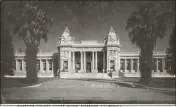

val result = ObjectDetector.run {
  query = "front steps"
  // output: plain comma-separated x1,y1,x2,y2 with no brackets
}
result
60,72,112,79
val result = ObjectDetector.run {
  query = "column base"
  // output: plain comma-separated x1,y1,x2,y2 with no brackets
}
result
92,69,98,73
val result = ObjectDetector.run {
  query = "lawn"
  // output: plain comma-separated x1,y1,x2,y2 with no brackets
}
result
1,77,175,88
1,77,56,88
1,77,175,104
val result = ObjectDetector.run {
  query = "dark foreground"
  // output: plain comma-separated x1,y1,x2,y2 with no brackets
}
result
1,78,175,104
5,99,175,104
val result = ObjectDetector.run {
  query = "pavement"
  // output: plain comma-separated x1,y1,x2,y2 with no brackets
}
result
1,79,175,104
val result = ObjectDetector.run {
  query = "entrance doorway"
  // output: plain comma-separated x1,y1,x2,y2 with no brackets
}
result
86,62,91,73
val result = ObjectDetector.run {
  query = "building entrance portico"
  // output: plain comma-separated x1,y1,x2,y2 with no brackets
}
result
71,51,105,74
57,26,121,78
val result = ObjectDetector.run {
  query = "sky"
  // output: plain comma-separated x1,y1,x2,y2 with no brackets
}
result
5,1,175,53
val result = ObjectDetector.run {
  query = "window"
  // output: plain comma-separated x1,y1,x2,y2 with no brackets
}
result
19,60,22,71
110,60,115,70
37,60,40,70
127,59,130,70
158,59,162,72
49,60,52,70
63,60,68,72
43,60,46,70
120,59,124,70
76,62,80,71
23,60,26,70
133,59,137,71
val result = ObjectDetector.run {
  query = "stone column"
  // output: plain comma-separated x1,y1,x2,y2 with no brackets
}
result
95,52,97,71
137,58,139,72
118,52,120,72
68,51,71,72
130,58,134,73
60,59,63,70
116,51,119,72
162,58,165,72
40,59,43,71
16,59,18,71
92,52,95,71
73,52,75,72
81,52,83,70
156,58,158,72
24,60,26,70
106,51,109,71
103,51,105,73
84,52,86,71
115,51,117,72
46,59,49,71
124,58,126,72
22,59,24,71
51,60,54,76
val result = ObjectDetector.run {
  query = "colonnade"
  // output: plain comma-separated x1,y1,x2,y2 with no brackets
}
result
120,58,166,72
15,59,53,71
72,51,101,72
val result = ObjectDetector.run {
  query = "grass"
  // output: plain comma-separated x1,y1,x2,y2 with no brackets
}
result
1,77,56,88
1,77,175,89
1,78,175,104
120,77,175,88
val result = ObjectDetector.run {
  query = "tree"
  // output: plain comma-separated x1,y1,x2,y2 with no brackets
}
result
1,3,15,77
14,2,52,83
165,27,175,75
125,3,170,85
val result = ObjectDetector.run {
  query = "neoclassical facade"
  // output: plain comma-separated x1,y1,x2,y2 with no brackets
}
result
10,26,174,78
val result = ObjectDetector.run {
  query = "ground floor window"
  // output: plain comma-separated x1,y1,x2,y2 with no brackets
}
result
49,60,52,70
133,60,137,71
110,60,115,71
76,62,80,72
63,60,68,72
37,60,40,71
43,60,46,70
120,59,123,70
127,59,130,70
19,60,22,71
158,59,162,72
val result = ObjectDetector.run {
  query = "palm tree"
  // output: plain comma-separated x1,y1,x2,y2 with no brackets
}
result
165,27,175,75
125,3,169,85
14,2,52,83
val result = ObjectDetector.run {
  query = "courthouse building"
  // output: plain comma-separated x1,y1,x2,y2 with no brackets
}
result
11,26,174,78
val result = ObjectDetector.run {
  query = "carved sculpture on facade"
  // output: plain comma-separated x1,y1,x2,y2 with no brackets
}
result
61,51,70,59
106,26,120,45
57,26,73,46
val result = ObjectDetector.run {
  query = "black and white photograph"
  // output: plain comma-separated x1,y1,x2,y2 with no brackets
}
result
1,0,175,105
